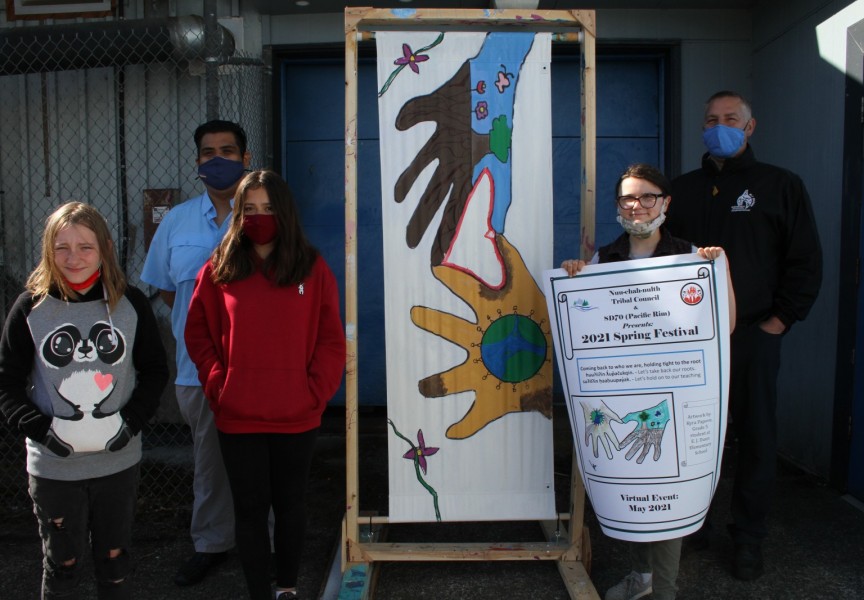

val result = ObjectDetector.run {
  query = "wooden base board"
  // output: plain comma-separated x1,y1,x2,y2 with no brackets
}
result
339,515,599,599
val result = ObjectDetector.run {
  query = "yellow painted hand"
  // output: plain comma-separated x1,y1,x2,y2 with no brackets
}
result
411,234,552,439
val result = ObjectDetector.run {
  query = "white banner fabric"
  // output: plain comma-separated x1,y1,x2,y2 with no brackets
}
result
376,31,556,522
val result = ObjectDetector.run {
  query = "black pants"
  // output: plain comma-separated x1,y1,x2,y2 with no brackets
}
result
29,464,139,600
728,323,783,544
218,429,318,600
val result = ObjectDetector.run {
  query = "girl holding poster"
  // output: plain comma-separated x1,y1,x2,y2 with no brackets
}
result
561,163,735,600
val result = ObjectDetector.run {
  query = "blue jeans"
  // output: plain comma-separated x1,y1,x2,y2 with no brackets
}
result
29,463,139,600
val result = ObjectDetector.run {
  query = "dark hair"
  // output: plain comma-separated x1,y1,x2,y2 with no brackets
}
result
615,163,671,198
194,120,248,157
210,170,318,286
705,90,753,118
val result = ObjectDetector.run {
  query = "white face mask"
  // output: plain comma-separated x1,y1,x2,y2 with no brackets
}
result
616,199,668,238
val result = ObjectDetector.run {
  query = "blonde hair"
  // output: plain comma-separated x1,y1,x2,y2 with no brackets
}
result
27,202,127,310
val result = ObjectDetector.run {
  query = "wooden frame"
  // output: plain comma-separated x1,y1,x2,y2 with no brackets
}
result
4,0,113,20
343,7,597,598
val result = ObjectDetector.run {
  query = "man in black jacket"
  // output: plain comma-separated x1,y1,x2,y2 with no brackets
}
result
666,91,822,582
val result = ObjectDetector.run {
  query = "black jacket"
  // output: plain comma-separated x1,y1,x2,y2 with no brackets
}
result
597,227,693,264
666,146,822,328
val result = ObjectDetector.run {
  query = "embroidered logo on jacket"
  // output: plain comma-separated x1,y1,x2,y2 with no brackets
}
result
731,189,756,212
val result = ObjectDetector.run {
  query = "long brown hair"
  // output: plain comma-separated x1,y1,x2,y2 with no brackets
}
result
210,170,318,286
26,202,127,309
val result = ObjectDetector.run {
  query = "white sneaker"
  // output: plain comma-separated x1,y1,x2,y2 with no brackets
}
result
605,571,653,600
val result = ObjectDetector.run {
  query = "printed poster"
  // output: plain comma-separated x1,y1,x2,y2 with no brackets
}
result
543,254,731,541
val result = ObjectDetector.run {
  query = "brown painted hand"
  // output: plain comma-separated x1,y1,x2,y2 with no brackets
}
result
395,62,491,265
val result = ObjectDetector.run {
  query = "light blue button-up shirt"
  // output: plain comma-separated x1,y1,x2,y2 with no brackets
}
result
141,192,232,385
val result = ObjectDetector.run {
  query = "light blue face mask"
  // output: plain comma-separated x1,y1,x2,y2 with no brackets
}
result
702,123,747,158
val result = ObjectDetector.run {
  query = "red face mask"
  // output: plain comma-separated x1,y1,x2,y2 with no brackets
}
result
65,268,101,291
242,214,278,245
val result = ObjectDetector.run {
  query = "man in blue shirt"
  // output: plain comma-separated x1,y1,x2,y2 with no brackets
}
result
142,120,250,586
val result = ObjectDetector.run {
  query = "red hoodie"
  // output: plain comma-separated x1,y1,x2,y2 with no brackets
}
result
185,255,345,434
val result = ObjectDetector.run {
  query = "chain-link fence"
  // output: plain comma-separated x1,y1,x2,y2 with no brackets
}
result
0,14,269,510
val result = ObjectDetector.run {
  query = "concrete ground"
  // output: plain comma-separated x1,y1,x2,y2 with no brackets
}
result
1,405,862,599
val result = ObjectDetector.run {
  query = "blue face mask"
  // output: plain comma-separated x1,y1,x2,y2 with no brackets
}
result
702,124,747,159
197,156,246,191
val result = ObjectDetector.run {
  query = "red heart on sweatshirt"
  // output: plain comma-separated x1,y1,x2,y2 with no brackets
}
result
94,373,113,391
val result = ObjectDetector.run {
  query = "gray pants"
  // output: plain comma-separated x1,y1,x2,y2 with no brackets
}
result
630,537,682,600
176,385,235,553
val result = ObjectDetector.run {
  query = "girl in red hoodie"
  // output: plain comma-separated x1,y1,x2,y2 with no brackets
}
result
185,170,345,600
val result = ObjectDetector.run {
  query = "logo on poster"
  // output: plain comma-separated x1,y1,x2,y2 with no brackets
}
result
570,297,598,312
680,283,704,305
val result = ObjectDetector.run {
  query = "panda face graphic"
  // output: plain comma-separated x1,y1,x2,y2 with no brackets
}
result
42,322,126,368
38,321,129,454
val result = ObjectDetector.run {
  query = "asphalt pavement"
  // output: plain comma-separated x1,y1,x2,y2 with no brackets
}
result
1,405,862,599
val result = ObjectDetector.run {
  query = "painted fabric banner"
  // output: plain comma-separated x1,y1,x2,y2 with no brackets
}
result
543,254,731,541
376,31,555,522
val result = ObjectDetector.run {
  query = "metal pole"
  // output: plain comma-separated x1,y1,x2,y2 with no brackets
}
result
204,0,220,120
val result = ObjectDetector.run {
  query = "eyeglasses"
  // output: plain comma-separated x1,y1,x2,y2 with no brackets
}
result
616,193,666,209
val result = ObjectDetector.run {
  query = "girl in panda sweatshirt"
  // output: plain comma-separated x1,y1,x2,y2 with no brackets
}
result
0,202,168,599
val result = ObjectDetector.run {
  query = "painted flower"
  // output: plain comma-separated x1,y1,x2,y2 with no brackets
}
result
394,43,430,74
476,80,486,94
402,429,439,475
474,100,489,120
379,33,443,97
495,66,514,93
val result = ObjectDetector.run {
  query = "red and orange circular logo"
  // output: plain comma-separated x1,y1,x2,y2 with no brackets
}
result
680,282,704,305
